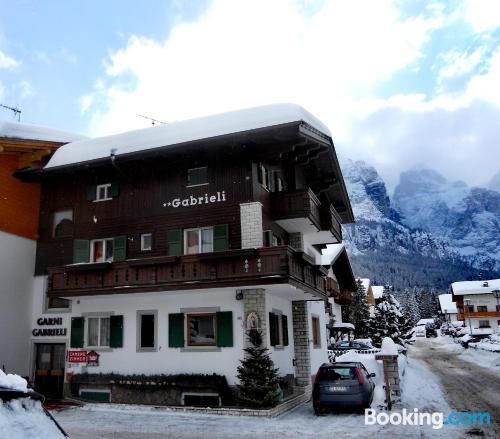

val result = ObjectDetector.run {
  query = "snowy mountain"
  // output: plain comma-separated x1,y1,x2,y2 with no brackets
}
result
339,159,496,289
488,171,500,193
393,169,500,271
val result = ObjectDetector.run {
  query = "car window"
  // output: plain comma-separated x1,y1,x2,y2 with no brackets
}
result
320,367,355,381
339,342,350,347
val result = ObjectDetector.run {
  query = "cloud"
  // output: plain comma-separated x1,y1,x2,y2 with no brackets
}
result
0,50,18,69
15,80,34,99
462,0,500,33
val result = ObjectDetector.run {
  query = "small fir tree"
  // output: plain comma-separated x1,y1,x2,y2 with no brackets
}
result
351,279,371,338
236,330,281,408
368,285,405,346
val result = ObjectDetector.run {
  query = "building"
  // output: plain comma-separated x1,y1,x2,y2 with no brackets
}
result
20,104,355,403
451,279,500,335
0,121,85,376
437,293,458,323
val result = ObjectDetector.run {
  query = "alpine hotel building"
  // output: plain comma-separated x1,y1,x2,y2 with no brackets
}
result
20,104,355,403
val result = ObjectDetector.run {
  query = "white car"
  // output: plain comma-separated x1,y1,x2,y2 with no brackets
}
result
415,326,426,337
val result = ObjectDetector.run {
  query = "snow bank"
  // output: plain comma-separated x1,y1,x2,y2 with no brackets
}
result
381,337,398,356
0,370,28,392
0,398,65,439
46,103,331,169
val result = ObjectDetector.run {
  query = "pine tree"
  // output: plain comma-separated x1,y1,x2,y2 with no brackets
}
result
368,285,405,346
236,330,281,408
351,279,371,338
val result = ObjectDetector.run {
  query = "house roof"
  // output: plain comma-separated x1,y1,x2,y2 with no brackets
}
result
372,285,384,299
438,294,457,314
322,244,357,291
45,104,330,169
451,279,500,296
0,120,86,143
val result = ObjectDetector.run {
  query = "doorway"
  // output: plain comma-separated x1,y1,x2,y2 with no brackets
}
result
34,343,66,399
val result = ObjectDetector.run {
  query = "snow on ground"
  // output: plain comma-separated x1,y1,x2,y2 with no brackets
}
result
0,397,66,439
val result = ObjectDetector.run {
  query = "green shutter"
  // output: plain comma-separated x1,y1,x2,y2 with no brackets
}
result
167,229,183,256
168,313,184,347
216,311,233,347
109,182,120,197
213,224,229,252
282,315,289,346
86,185,97,201
73,240,90,264
113,236,127,261
269,312,277,346
70,317,84,348
110,315,123,348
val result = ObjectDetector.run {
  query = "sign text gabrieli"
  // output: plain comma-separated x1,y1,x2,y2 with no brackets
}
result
163,191,226,208
32,316,67,336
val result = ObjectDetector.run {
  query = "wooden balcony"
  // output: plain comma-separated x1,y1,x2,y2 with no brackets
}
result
47,246,328,298
272,188,342,243
457,311,499,321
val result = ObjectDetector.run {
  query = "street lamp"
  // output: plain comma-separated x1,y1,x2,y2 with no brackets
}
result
465,298,473,336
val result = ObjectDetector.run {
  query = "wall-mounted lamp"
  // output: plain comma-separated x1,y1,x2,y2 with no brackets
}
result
235,290,243,301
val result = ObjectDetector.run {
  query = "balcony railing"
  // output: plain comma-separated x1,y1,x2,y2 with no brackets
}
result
47,246,327,298
457,311,499,321
272,188,342,241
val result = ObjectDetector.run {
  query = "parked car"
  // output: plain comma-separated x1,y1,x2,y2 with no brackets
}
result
329,341,373,351
415,326,426,337
312,362,376,414
425,323,438,338
0,386,68,438
460,334,490,348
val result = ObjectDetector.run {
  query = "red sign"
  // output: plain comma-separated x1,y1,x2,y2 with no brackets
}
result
87,350,100,366
67,350,87,363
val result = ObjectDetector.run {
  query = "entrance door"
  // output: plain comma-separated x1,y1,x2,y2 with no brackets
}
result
34,343,66,399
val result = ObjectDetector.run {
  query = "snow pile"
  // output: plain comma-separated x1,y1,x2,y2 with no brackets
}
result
45,103,331,169
381,337,398,356
0,398,65,439
0,370,28,392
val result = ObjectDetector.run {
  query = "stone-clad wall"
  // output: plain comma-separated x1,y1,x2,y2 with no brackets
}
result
240,202,263,249
292,300,311,388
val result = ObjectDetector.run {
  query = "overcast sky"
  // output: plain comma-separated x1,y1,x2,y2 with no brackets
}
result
0,0,499,192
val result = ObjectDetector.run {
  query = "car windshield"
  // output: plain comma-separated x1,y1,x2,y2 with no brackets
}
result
320,367,356,381
337,342,350,347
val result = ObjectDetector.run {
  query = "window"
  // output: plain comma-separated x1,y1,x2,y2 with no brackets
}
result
137,311,157,351
269,311,288,347
52,210,73,238
47,296,71,310
87,317,110,347
257,163,284,192
141,233,152,251
478,320,491,328
263,230,282,247
90,238,114,263
187,313,216,346
477,306,488,312
184,227,213,254
312,316,321,348
96,183,112,201
187,167,208,186
465,305,474,313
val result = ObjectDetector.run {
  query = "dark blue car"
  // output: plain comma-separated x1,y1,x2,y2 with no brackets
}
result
312,362,376,414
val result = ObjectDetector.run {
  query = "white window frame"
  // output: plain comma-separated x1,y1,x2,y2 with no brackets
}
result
95,183,112,202
183,227,214,255
141,233,152,251
86,316,111,348
90,238,114,263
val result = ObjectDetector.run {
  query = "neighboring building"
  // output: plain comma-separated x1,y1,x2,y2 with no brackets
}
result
21,104,354,402
451,279,500,335
372,285,384,302
357,278,375,317
0,121,85,376
438,294,458,322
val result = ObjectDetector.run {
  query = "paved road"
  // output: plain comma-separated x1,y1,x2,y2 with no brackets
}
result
412,338,500,438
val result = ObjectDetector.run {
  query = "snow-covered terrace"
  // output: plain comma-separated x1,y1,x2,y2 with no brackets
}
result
45,104,331,169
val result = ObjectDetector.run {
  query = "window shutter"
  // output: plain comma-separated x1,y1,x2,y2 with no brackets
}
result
263,230,273,247
166,230,182,256
109,182,120,197
216,311,233,347
269,312,277,346
168,313,184,347
113,236,127,261
110,315,123,348
70,317,84,348
282,314,289,346
213,224,229,252
73,240,90,264
86,185,97,201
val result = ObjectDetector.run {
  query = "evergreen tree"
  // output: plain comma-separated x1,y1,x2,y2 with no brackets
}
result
351,279,371,338
236,330,281,408
368,285,405,346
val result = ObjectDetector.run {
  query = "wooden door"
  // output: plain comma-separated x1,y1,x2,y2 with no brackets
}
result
34,343,65,399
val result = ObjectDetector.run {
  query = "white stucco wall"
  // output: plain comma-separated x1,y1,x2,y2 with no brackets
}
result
0,231,36,376
308,300,329,375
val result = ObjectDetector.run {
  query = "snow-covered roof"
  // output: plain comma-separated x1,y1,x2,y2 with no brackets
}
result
372,285,384,299
45,104,331,169
451,279,500,296
416,318,435,326
321,243,345,265
0,120,86,143
438,294,457,314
